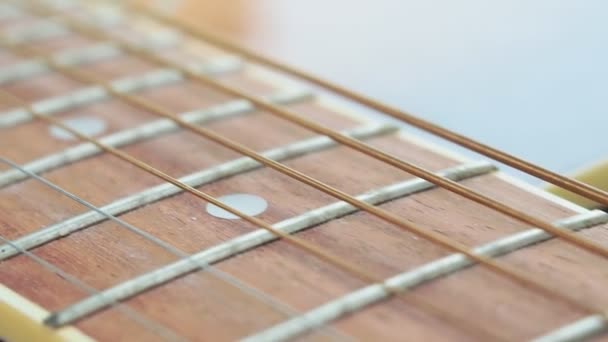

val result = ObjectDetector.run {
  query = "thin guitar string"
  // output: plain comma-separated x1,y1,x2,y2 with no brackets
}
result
125,0,608,209
0,170,185,342
0,237,185,342
27,0,608,263
7,1,606,319
0,90,506,342
5,1,606,337
245,210,608,341
42,163,496,335
0,159,353,342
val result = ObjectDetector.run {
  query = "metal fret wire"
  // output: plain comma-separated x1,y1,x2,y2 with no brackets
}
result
0,91,505,342
2,2,125,45
533,315,607,342
0,56,242,129
2,0,604,340
0,38,181,87
0,88,308,187
18,0,608,311
33,0,608,264
126,0,608,209
45,161,498,336
0,124,390,339
0,158,350,342
0,238,185,342
0,167,185,342
5,20,70,44
0,125,394,260
245,209,608,341
0,4,236,130
5,0,607,330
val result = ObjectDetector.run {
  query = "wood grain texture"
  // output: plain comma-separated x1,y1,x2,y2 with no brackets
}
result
1,3,607,341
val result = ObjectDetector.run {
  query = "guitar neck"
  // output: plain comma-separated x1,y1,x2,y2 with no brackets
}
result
1,1,608,342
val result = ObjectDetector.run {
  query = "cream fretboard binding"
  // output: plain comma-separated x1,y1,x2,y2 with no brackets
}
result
1,0,608,341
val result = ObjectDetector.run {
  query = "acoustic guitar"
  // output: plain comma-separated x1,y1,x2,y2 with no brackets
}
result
1,1,607,341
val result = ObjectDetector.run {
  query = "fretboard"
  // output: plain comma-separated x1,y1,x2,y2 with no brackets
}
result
1,1,608,342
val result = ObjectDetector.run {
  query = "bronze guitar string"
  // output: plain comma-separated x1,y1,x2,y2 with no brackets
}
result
6,0,607,319
4,0,608,336
25,1,608,262
126,0,608,209
0,90,506,342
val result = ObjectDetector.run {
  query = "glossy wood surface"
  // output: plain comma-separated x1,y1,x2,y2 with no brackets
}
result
1,3,608,341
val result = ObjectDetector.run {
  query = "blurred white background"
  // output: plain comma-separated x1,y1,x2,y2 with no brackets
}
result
172,0,608,183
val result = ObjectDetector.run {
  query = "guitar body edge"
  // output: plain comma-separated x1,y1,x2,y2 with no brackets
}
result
0,285,93,342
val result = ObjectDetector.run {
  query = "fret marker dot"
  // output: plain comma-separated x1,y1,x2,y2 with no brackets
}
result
49,117,107,141
206,193,268,220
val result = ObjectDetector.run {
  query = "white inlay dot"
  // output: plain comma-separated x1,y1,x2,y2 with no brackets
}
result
206,193,268,220
49,117,107,141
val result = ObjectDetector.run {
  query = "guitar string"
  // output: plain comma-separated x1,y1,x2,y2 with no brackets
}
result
41,162,497,336
0,158,352,342
0,57,243,130
6,0,606,319
0,237,185,342
0,39,180,87
0,125,396,261
25,0,608,263
0,169,186,342
0,88,311,188
0,90,506,342
2,0,604,336
126,0,608,209
245,209,608,341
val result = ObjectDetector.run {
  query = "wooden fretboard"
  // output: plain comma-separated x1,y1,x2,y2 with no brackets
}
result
1,1,608,341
